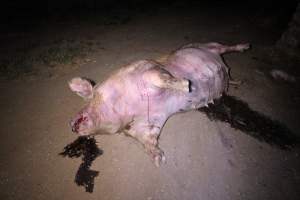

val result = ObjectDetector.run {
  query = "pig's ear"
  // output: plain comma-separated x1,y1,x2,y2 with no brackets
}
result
68,77,94,100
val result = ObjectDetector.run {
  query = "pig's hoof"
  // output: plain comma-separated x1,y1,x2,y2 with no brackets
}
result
149,148,166,167
154,153,166,167
237,43,250,52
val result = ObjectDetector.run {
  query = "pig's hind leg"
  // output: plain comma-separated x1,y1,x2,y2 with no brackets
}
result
204,43,250,85
183,42,250,55
123,117,166,167
144,66,190,92
204,42,250,54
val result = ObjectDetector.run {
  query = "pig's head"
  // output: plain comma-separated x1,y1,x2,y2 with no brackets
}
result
69,77,100,136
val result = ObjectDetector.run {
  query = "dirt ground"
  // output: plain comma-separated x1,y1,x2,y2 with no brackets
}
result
0,3,300,200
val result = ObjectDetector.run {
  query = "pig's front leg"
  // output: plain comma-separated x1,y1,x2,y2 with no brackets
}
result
124,117,166,167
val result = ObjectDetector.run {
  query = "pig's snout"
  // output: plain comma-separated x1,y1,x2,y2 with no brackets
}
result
71,122,77,133
70,119,78,133
70,116,87,133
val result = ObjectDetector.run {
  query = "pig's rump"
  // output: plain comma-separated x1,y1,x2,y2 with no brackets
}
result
165,47,229,109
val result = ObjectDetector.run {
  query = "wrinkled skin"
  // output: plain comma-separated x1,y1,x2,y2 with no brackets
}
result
69,42,250,166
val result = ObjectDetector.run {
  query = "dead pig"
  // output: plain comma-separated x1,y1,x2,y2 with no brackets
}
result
68,42,250,166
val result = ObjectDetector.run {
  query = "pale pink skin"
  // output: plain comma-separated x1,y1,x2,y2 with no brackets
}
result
69,42,250,166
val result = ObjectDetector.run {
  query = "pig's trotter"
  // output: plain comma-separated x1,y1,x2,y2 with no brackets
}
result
235,43,250,52
146,143,166,167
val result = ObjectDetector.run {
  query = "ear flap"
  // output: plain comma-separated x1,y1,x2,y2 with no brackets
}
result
68,77,94,100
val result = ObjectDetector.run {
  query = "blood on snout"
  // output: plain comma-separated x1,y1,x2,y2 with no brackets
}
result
71,116,88,133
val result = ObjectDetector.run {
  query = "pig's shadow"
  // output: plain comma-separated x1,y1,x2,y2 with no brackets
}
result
59,136,103,193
